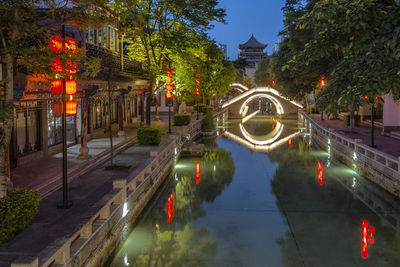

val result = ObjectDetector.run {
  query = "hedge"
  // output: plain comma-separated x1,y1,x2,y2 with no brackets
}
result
0,188,40,245
344,114,360,126
173,114,191,126
137,126,162,145
193,104,207,113
202,106,214,132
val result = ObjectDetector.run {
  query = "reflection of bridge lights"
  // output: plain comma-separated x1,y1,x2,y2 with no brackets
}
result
175,173,178,181
239,122,284,145
353,151,358,170
123,202,128,218
361,220,375,259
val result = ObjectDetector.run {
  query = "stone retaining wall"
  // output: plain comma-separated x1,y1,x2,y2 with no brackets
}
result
299,110,400,197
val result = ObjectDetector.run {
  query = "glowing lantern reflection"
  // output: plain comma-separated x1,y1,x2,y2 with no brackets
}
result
66,100,77,116
65,61,77,75
317,161,323,186
64,39,77,54
50,35,63,53
166,192,175,223
52,101,63,117
361,220,375,259
51,57,63,73
65,79,77,95
51,79,63,95
196,161,200,184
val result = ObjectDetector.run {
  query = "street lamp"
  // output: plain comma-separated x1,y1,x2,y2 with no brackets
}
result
319,74,326,120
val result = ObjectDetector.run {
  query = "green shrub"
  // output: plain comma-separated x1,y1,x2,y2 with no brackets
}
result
344,114,360,126
0,188,39,245
193,104,207,113
202,106,214,132
137,126,161,145
173,114,191,126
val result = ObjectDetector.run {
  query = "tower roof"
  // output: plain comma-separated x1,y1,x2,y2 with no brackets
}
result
239,35,267,49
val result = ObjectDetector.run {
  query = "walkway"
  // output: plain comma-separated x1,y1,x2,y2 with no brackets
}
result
309,114,400,158
0,118,178,266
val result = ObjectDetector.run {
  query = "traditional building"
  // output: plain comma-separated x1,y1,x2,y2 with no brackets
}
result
8,22,149,169
238,35,267,86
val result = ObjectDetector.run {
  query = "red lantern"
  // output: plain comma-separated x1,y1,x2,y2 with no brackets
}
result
195,73,200,78
51,57,63,73
272,80,276,88
66,100,77,116
166,84,174,91
166,68,174,75
50,35,63,53
364,94,369,100
166,91,173,99
51,79,63,95
288,139,292,147
64,39,77,54
167,76,173,83
196,89,200,96
196,79,201,85
65,61,77,75
65,79,77,95
52,101,63,117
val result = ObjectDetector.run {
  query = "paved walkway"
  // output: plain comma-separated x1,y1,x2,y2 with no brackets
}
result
0,117,179,266
309,114,400,158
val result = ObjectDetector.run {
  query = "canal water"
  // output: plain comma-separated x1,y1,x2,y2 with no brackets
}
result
107,117,400,267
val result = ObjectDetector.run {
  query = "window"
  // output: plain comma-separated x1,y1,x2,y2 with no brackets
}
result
110,27,114,51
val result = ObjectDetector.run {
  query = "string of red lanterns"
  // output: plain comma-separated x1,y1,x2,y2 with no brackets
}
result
361,220,375,259
49,35,78,116
317,161,323,186
166,67,174,99
195,73,200,96
196,161,201,184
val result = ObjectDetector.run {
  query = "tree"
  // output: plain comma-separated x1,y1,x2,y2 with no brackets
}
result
115,0,226,126
0,0,112,197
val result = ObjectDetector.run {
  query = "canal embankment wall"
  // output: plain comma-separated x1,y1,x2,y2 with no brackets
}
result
299,110,400,198
10,110,227,267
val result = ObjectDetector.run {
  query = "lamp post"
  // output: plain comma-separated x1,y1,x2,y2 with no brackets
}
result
319,75,326,121
51,26,77,209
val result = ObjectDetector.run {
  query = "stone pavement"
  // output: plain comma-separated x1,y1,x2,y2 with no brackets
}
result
0,118,178,266
309,114,400,157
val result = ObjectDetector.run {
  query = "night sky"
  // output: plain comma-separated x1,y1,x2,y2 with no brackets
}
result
208,0,286,60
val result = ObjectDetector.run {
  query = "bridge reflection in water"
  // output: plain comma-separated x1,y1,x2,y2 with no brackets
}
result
220,116,300,153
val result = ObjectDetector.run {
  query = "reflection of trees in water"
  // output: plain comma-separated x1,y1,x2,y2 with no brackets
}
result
270,140,400,266
128,224,216,267
111,147,235,266
175,148,235,222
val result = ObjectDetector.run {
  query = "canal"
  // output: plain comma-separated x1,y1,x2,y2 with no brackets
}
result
107,117,400,267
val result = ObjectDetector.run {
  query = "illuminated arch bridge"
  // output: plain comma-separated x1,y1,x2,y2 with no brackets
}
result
222,84,303,119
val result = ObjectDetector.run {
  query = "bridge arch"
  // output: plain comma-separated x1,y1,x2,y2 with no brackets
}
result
240,94,284,116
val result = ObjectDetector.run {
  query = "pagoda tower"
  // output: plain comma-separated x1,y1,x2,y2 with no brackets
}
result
238,35,267,85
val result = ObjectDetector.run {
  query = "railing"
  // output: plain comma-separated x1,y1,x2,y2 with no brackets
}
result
85,43,143,75
299,110,400,173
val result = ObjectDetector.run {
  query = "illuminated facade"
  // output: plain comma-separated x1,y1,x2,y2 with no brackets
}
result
238,35,267,85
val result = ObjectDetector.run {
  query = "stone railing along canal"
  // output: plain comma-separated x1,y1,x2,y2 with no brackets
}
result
299,110,400,197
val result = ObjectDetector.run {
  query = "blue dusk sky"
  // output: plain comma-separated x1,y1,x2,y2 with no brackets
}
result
208,0,287,60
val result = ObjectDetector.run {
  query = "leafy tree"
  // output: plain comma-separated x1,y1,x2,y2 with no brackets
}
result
0,0,111,197
115,0,226,126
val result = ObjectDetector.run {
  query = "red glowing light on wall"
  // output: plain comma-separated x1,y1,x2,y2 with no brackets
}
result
317,161,323,186
66,100,77,116
51,57,63,73
166,192,175,223
288,139,292,147
52,101,63,117
50,79,63,95
361,220,375,259
196,161,201,184
50,35,63,53
64,39,77,54
65,79,77,95
65,61,77,75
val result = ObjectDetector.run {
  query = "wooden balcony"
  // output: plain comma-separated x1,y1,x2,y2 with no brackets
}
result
85,43,143,75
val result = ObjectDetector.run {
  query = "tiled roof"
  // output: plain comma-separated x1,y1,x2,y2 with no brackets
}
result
239,35,267,49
